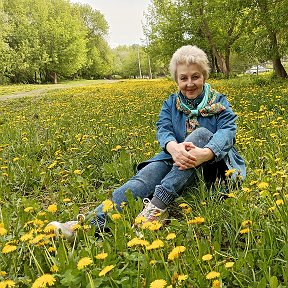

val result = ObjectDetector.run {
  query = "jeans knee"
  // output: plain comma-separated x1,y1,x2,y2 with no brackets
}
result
185,127,213,148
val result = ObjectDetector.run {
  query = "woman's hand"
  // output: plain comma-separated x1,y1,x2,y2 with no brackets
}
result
166,141,197,170
187,147,214,167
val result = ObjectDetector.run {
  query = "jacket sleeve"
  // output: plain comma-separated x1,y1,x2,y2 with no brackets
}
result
156,96,178,152
204,95,237,161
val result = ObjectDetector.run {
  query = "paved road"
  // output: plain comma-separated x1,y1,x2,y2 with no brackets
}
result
0,80,119,101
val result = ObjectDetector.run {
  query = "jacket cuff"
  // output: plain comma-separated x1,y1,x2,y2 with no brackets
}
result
161,138,177,153
204,143,221,161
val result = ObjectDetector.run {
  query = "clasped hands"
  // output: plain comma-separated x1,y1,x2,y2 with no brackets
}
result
166,141,214,171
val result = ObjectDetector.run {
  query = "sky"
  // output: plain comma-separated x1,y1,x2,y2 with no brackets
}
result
70,0,151,48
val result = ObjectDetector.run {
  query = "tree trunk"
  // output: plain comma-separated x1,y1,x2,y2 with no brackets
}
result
257,0,287,78
272,57,287,78
50,72,58,84
199,8,230,77
210,51,216,73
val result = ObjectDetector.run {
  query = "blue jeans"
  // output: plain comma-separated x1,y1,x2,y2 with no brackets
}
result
90,127,227,229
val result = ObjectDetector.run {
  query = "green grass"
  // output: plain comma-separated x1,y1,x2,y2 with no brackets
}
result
0,79,118,96
0,77,287,287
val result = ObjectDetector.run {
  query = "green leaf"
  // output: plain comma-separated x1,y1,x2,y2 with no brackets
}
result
60,269,82,287
269,276,278,288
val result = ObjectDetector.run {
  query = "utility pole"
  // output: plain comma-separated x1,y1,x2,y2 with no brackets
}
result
148,54,152,79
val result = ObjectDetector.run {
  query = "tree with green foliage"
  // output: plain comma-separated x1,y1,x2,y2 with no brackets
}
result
37,0,88,83
251,0,287,78
75,4,112,79
1,0,112,84
144,0,287,78
144,0,252,77
0,1,11,83
111,45,153,79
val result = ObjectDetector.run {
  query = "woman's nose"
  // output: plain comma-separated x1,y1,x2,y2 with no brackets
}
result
187,79,194,86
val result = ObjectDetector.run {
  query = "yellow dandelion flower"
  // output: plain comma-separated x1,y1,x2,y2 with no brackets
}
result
179,203,188,208
99,265,115,277
167,246,186,261
212,279,221,288
146,239,164,250
47,161,57,169
111,214,121,220
127,237,149,248
48,247,56,253
24,207,34,213
111,145,122,152
240,228,250,234
241,220,252,227
134,215,146,224
150,279,167,288
47,204,57,213
178,274,188,282
142,221,162,231
102,200,114,213
183,207,192,213
44,224,56,234
268,206,276,212
20,232,34,242
242,187,251,193
73,169,82,175
31,274,56,288
276,199,284,206
257,182,269,189
149,260,156,265
202,254,213,261
225,169,236,177
166,233,176,240
13,157,20,162
33,219,45,227
0,280,16,287
29,234,45,245
206,271,220,280
0,271,7,276
77,257,93,270
120,202,127,208
72,223,81,231
2,244,17,254
227,193,236,198
95,252,108,260
50,264,59,273
225,262,235,268
187,216,205,225
0,225,7,236
63,198,71,203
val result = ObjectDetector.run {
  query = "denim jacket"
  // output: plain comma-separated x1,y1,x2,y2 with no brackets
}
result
137,90,246,180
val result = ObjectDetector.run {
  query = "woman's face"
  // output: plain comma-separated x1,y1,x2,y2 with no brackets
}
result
176,63,205,99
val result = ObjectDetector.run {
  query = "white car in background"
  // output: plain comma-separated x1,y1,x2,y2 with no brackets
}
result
245,65,270,74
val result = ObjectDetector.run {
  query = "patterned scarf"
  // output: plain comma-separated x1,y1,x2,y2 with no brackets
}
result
176,83,226,134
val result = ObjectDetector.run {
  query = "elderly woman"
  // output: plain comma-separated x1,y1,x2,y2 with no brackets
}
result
48,45,246,241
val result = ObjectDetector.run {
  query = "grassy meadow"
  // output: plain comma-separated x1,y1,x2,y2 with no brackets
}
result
0,77,287,287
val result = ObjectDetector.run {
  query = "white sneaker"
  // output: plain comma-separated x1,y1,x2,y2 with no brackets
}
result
135,198,169,225
45,214,85,243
